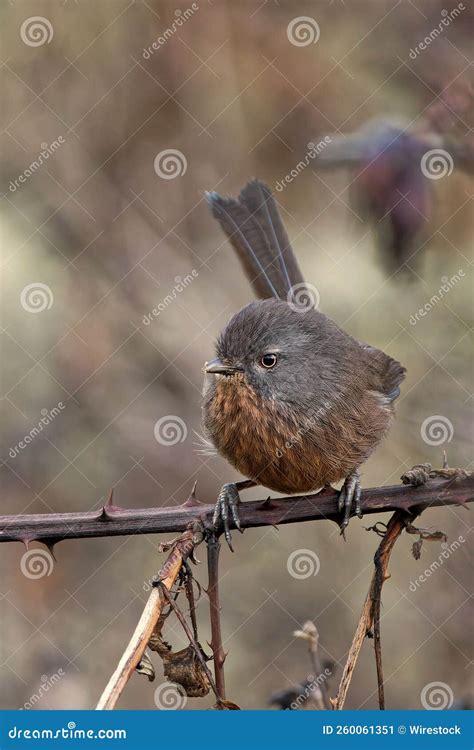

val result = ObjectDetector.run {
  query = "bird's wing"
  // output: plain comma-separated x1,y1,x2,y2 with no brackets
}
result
361,344,406,402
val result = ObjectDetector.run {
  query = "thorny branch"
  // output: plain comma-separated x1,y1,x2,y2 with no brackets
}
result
1,472,472,547
2,465,471,710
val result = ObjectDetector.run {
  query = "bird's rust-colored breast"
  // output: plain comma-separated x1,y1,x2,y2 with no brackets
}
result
205,375,329,494
204,373,395,495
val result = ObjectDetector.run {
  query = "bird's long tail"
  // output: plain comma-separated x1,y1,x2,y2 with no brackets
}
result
205,180,306,300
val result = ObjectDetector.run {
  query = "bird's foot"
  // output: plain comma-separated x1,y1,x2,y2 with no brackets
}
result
338,469,362,535
212,482,244,551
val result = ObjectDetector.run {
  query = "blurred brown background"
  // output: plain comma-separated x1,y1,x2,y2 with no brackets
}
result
0,0,472,710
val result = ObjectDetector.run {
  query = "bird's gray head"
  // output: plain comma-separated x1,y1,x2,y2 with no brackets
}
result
204,299,341,405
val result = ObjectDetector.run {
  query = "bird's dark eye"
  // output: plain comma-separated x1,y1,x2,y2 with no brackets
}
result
260,353,278,369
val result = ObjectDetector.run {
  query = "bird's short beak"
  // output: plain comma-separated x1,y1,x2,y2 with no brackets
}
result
204,358,241,375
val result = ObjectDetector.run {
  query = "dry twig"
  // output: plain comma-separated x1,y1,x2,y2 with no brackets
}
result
206,532,227,702
96,523,204,710
333,510,414,710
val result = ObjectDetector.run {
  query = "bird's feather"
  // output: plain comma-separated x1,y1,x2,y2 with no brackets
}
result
206,180,306,301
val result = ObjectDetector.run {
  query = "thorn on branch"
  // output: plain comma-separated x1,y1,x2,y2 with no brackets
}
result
181,481,201,508
37,538,62,560
98,488,124,521
259,496,276,510
1,468,472,546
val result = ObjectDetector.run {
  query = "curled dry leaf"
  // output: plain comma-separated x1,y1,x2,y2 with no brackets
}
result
162,644,211,697
149,632,210,698
148,633,171,655
422,530,448,543
406,524,448,543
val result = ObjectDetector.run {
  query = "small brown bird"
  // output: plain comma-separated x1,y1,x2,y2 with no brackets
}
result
203,180,405,548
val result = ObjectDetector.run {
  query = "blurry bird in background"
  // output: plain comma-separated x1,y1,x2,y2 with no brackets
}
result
318,83,474,276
